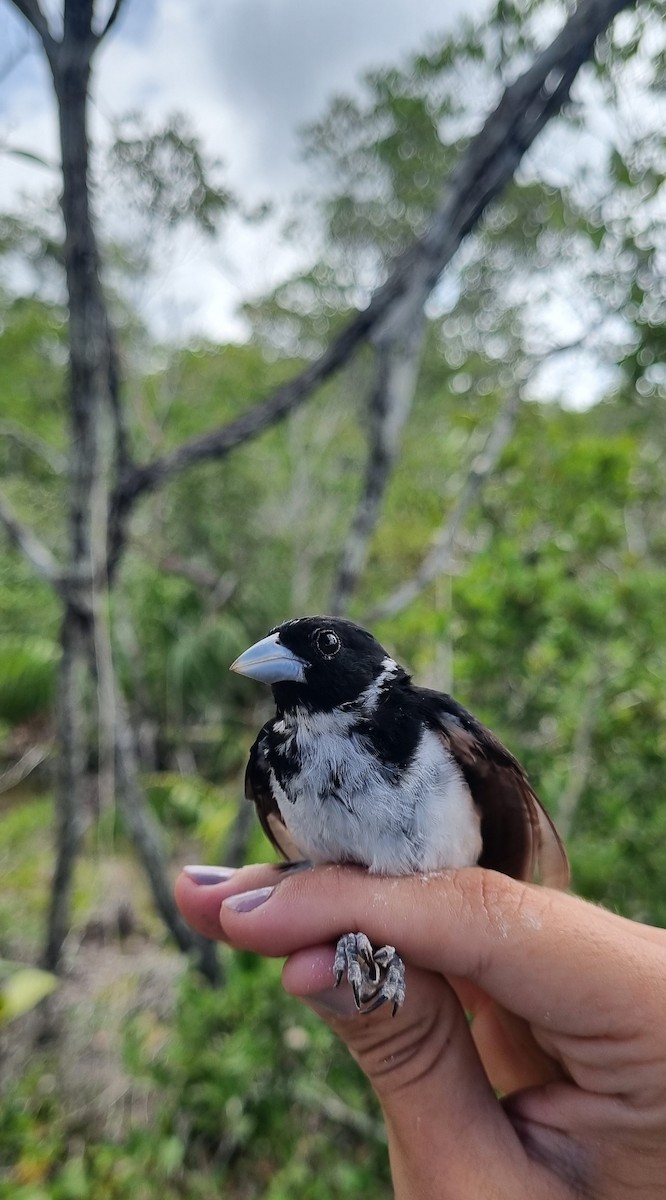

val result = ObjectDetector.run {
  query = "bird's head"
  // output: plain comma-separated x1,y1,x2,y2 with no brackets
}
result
230,616,407,712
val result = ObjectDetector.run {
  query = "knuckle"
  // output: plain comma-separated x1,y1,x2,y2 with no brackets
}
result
449,868,548,980
453,867,525,931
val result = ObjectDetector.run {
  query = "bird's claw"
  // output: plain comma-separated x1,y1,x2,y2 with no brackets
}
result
333,932,406,1015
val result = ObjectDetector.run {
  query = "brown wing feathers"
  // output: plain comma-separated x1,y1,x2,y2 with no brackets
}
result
245,730,304,862
436,711,569,889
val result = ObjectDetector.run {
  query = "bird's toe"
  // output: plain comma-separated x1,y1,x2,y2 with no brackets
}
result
333,931,405,1014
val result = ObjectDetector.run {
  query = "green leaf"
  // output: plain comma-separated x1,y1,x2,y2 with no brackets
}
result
0,962,57,1025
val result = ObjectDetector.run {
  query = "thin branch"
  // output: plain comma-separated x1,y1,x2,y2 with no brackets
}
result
113,690,220,983
112,0,637,535
159,554,225,593
0,489,60,586
106,323,133,477
111,310,383,524
0,743,52,795
556,670,602,841
95,0,126,41
8,0,55,50
368,390,522,621
0,421,67,474
159,555,238,613
366,325,605,621
330,308,425,614
220,799,256,870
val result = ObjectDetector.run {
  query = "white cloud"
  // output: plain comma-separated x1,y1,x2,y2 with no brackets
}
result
0,0,484,338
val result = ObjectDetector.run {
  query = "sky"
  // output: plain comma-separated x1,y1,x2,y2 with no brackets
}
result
0,0,484,340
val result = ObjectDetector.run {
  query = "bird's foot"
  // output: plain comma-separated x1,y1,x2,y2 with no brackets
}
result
333,931,406,1015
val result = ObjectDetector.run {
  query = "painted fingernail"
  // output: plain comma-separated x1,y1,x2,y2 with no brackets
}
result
223,886,274,912
308,986,358,1019
183,865,237,885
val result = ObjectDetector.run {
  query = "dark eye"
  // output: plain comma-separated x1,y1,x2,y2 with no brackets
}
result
314,629,341,658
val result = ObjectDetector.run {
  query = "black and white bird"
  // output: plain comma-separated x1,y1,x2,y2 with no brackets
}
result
230,616,569,1013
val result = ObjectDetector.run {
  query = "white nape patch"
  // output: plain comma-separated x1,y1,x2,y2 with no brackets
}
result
358,656,401,713
269,711,482,875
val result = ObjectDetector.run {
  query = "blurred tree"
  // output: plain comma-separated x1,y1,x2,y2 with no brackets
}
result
0,3,664,1194
0,0,652,977
255,0,664,610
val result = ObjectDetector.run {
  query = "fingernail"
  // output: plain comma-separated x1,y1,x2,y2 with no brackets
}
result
222,885,275,912
183,865,237,885
308,986,358,1019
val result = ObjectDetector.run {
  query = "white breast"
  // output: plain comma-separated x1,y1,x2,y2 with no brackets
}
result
269,710,482,875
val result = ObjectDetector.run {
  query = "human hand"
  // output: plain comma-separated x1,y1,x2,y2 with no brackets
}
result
175,864,666,1199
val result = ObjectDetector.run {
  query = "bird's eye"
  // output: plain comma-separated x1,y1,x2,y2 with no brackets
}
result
314,629,341,658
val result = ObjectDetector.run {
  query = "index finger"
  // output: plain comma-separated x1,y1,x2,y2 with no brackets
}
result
217,865,666,1039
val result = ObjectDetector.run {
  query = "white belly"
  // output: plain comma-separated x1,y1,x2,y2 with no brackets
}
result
269,712,482,875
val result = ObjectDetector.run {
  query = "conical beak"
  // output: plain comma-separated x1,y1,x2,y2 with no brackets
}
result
230,632,307,685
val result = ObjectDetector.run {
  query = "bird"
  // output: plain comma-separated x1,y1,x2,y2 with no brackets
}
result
230,615,569,1014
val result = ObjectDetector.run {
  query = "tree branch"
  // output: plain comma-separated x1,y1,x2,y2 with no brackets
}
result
556,668,602,840
63,0,95,47
9,0,55,51
0,489,61,586
0,421,67,474
158,555,237,611
0,743,52,795
95,0,127,42
367,389,523,621
112,0,637,536
113,691,220,983
330,308,426,614
366,325,598,621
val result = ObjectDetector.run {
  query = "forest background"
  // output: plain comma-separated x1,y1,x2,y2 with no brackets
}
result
0,0,664,1197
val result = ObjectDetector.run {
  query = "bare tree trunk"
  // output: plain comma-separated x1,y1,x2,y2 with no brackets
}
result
42,25,112,970
38,6,207,973
330,306,425,614
114,693,219,982
42,605,91,969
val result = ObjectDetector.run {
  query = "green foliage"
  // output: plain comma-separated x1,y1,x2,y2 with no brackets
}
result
109,113,235,238
367,394,666,921
125,958,388,1197
0,797,54,955
143,773,239,855
0,638,59,724
1,4,665,1195
0,960,389,1200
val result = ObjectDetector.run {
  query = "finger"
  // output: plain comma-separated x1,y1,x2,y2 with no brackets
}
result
217,865,666,1039
282,947,547,1199
445,977,565,1093
474,998,567,1092
285,942,562,1094
174,862,287,942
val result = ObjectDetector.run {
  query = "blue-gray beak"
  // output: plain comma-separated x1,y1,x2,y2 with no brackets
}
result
230,632,307,685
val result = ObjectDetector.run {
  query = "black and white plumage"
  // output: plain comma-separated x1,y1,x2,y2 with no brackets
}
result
230,616,569,1013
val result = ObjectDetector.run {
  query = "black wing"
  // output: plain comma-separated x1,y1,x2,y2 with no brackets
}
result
416,689,569,889
244,724,305,862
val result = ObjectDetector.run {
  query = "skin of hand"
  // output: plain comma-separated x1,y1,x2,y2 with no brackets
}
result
175,864,666,1200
